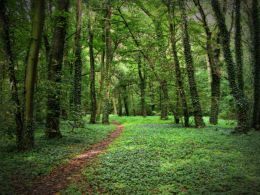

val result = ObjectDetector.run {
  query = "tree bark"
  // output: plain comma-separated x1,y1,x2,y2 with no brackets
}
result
0,0,24,149
24,0,45,149
193,0,221,125
102,0,112,124
96,16,105,121
118,92,123,116
137,55,146,117
88,10,97,124
235,0,244,93
123,85,129,116
45,0,69,138
211,0,250,132
179,0,205,127
252,0,260,130
167,0,189,126
73,0,83,117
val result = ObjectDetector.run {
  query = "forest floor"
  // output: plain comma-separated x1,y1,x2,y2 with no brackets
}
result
0,117,117,194
1,116,260,194
63,116,260,194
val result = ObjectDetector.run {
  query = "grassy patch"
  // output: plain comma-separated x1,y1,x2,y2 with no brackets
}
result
67,116,260,194
0,118,115,194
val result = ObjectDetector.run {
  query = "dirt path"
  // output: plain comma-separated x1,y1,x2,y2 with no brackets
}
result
19,121,124,195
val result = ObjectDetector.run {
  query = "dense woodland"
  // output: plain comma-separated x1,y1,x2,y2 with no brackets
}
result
0,0,260,194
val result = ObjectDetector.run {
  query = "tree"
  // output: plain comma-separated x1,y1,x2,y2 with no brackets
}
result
234,0,244,93
23,0,45,149
45,0,69,138
102,0,112,124
0,0,24,149
88,5,97,124
179,0,205,127
193,0,221,125
211,0,250,132
166,0,189,127
251,0,260,130
137,55,147,117
73,0,83,118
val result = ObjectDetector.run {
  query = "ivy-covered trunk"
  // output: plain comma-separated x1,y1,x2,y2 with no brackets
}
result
167,0,189,126
88,9,96,124
0,0,24,149
45,0,69,138
179,0,205,127
252,0,260,130
138,56,147,117
211,0,250,132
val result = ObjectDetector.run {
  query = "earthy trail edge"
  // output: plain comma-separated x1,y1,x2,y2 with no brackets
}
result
17,121,124,195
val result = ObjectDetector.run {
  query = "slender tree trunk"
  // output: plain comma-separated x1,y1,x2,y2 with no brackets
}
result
73,0,82,117
138,55,146,117
112,96,117,115
252,0,260,130
88,12,97,124
211,0,250,132
45,0,69,138
179,0,205,127
167,0,189,126
193,0,221,125
160,80,169,120
123,85,129,116
96,16,105,121
0,0,24,149
235,0,244,93
23,0,45,149
118,92,123,116
102,0,112,124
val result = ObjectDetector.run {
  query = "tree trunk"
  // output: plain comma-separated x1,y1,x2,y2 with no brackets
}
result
24,0,45,149
112,96,117,115
118,92,123,116
123,85,129,116
73,0,82,117
138,55,146,117
167,0,189,126
45,0,69,138
235,0,244,93
193,0,221,125
252,0,260,130
102,0,112,124
179,0,205,127
96,23,105,121
160,80,169,120
0,0,24,149
211,0,250,132
88,12,97,124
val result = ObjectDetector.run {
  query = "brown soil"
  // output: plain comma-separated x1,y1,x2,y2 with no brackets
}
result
15,121,124,195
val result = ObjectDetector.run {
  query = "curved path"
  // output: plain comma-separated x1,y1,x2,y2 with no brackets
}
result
19,121,124,195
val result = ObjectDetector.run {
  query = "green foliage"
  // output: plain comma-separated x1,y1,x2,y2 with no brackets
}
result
0,118,115,194
66,116,260,194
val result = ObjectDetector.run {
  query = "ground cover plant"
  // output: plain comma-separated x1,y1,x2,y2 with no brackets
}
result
64,116,260,194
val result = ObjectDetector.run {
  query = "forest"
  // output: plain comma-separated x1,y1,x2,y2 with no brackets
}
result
0,0,260,194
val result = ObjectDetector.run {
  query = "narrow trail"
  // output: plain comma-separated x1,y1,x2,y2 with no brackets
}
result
18,121,124,195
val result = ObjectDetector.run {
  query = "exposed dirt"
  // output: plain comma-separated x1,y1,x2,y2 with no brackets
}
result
15,121,124,195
